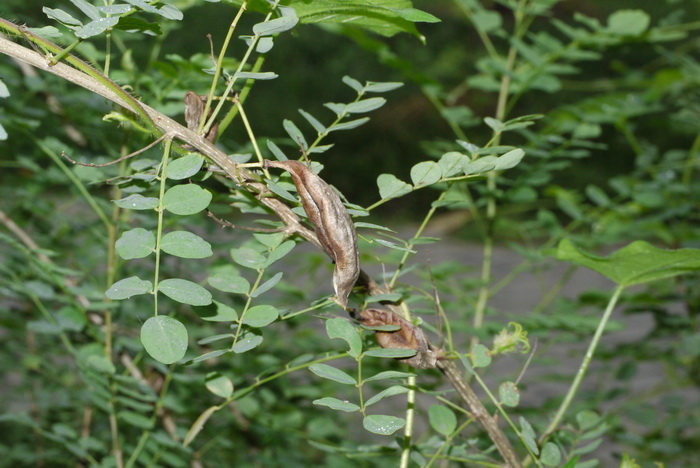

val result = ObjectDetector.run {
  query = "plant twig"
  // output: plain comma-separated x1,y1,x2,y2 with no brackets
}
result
61,134,168,167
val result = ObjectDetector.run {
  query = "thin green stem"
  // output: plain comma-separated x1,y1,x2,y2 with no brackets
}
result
425,419,474,468
153,138,173,315
217,54,266,137
231,269,265,350
281,298,334,320
235,97,271,179
539,285,625,443
199,0,248,134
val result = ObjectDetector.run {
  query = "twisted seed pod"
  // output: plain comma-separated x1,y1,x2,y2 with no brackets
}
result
358,308,438,369
264,160,360,307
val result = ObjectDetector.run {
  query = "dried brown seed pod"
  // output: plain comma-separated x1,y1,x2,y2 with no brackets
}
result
358,308,438,369
264,160,360,307
184,91,218,143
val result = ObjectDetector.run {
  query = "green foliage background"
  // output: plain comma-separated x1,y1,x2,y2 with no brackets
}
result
1,0,699,467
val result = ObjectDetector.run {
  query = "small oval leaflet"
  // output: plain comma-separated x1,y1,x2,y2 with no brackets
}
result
308,363,357,385
362,414,405,436
377,173,412,200
140,316,188,365
429,404,457,436
165,154,203,180
160,231,212,259
241,305,279,328
163,184,212,215
205,372,233,398
313,397,360,413
115,228,155,259
105,276,152,300
113,194,159,210
410,161,443,187
158,278,212,306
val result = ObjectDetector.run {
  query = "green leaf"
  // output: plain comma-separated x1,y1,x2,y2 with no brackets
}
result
115,228,155,259
69,0,100,21
519,416,539,455
364,81,404,93
283,119,307,149
493,148,525,170
235,71,278,80
377,173,412,200
43,8,82,27
342,75,363,93
253,16,299,36
362,414,405,435
267,140,288,160
298,109,327,134
345,97,386,114
205,372,233,398
74,17,120,39
393,8,440,23
328,117,370,132
231,246,266,270
308,363,357,385
364,370,413,382
165,154,203,180
140,316,188,364
113,194,159,210
207,273,250,294
607,9,650,36
250,272,283,298
410,161,442,187
201,301,238,322
463,158,496,175
231,332,263,353
313,397,360,412
119,410,154,430
438,152,469,177
264,240,296,267
429,404,457,436
576,410,602,431
326,318,362,358
557,239,700,287
241,305,279,328
163,184,212,215
540,442,562,467
499,381,520,407
106,276,152,300
160,231,212,259
159,278,212,306
484,117,504,132
471,343,492,368
365,385,409,406
364,348,417,358
183,406,219,447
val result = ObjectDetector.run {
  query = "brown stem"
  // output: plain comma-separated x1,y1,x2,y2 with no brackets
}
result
438,360,522,468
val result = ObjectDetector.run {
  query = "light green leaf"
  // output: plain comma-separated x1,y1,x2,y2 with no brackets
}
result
74,17,120,38
235,71,278,80
160,231,212,259
494,148,525,170
165,154,203,180
140,316,188,364
372,238,417,253
119,410,154,429
43,8,82,27
159,278,212,306
342,75,363,93
328,117,370,132
264,240,296,267
438,152,469,177
326,318,362,358
207,273,250,294
231,332,263,353
253,15,299,36
250,272,283,298
364,81,404,93
115,228,155,259
364,348,417,359
362,414,405,435
113,194,159,210
298,109,327,134
499,381,520,407
471,343,492,368
267,140,288,161
69,0,100,20
364,371,413,382
232,246,267,270
183,405,219,447
377,173,412,200
557,239,700,287
392,8,440,23
484,117,504,132
345,97,386,114
105,276,152,300
313,397,360,412
540,442,562,467
607,9,650,36
429,404,457,436
520,416,539,455
163,184,212,215
308,363,357,385
241,305,279,328
365,385,409,406
205,372,233,398
410,161,442,187
463,157,496,175
283,119,307,149
201,301,238,322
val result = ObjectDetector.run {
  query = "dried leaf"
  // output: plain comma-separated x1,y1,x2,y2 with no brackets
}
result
358,308,438,369
184,91,218,143
264,160,360,307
